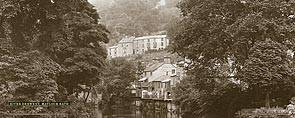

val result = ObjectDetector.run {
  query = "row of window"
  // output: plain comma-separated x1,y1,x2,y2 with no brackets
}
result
138,41,165,49
109,38,168,57
147,38,165,42
166,69,176,75
144,69,176,76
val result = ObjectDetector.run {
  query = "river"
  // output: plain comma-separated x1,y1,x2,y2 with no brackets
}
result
95,107,181,118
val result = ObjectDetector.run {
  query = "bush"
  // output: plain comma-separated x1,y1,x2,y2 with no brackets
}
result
236,108,294,118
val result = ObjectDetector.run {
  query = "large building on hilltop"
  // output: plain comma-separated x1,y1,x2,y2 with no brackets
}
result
108,35,169,58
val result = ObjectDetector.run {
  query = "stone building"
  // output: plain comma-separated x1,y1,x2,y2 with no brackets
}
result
133,35,169,54
137,57,183,100
108,35,169,58
116,36,135,57
108,46,118,58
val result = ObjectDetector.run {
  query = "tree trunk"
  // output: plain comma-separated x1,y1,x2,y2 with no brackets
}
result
265,92,270,108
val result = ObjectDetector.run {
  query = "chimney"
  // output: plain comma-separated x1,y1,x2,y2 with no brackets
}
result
163,57,171,64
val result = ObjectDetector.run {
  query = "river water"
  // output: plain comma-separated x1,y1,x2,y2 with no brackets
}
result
96,108,181,118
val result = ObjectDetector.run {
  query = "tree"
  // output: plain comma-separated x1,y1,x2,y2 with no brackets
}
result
96,0,180,45
169,0,295,117
240,39,295,107
99,58,137,111
0,0,109,115
0,51,61,113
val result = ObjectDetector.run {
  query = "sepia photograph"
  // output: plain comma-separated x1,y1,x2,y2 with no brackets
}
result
0,0,294,118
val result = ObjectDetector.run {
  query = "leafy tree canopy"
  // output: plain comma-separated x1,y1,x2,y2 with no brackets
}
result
95,0,180,45
169,0,295,117
98,58,137,110
0,0,109,113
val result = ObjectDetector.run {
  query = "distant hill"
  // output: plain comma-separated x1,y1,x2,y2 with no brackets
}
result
92,0,181,46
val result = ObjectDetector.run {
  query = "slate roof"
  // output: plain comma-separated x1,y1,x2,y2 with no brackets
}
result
139,77,148,82
144,62,164,72
134,35,166,40
109,45,118,49
162,79,171,83
119,37,135,43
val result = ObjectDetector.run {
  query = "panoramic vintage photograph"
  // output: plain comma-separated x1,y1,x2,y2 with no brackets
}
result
0,0,294,118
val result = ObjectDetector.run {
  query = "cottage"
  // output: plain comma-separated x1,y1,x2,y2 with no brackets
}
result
138,57,182,100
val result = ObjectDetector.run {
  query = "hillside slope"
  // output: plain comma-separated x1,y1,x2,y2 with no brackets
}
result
120,49,183,68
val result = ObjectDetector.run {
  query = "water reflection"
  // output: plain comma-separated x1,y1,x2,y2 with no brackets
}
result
98,108,181,118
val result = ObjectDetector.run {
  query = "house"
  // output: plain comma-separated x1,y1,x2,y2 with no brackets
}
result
150,75,180,99
107,35,169,58
137,57,183,100
116,36,135,57
108,36,135,58
108,46,118,58
144,57,177,82
133,35,169,54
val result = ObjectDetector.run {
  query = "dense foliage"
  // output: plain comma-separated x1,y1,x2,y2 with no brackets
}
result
169,0,295,117
0,0,109,115
95,0,180,45
98,58,137,111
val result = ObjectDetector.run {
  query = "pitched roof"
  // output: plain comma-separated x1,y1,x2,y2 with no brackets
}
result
134,35,166,40
144,62,164,72
139,77,148,82
109,46,118,49
162,79,171,83
119,37,135,43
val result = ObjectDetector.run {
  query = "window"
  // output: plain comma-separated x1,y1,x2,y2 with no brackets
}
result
172,69,176,74
166,71,168,75
161,38,164,41
161,42,164,46
153,42,157,48
148,39,150,42
151,72,153,76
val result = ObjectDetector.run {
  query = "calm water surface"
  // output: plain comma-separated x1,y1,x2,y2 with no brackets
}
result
96,108,181,118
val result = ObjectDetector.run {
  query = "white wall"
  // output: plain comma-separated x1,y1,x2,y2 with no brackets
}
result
108,35,169,58
148,64,177,82
108,47,118,58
